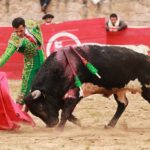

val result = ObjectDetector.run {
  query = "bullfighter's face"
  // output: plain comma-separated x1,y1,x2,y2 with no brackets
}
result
24,91,59,127
14,25,25,38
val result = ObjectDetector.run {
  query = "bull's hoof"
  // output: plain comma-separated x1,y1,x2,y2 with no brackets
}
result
104,124,114,129
68,115,82,127
73,120,82,127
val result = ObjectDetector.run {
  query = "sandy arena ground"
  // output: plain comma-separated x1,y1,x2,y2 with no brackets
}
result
0,80,150,150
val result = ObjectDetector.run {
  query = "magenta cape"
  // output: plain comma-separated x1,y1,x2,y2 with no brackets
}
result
0,72,35,130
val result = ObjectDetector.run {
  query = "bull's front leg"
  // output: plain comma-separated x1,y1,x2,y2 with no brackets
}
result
58,98,79,130
105,92,128,129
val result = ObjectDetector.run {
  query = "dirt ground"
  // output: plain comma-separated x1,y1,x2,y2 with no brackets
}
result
0,80,150,150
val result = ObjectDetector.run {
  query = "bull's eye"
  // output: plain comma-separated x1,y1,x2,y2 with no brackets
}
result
39,104,44,111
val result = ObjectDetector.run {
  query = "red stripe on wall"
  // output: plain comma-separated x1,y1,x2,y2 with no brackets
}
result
0,18,150,79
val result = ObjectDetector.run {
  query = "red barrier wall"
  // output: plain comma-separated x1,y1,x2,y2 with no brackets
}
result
41,18,106,56
107,27,150,46
0,18,150,79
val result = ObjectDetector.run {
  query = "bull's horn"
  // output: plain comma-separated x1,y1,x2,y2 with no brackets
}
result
31,90,41,99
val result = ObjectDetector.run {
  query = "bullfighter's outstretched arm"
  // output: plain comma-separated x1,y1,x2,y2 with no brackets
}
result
0,43,17,67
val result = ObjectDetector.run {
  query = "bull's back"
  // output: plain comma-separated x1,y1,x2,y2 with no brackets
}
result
81,45,149,88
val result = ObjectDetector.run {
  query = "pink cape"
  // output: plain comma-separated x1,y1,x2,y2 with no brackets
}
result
0,72,35,130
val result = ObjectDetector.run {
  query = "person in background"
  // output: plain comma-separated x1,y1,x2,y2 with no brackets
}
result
42,13,54,25
40,0,51,14
0,17,45,105
106,13,127,32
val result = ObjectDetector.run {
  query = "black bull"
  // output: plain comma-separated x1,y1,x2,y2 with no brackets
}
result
24,45,150,129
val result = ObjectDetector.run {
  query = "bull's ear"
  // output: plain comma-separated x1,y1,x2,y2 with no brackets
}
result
31,90,41,99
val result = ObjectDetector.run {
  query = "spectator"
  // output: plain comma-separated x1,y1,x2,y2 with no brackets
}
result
106,13,127,32
40,0,51,14
0,17,45,105
42,13,54,25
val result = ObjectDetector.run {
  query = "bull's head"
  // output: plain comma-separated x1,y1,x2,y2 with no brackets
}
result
24,90,60,127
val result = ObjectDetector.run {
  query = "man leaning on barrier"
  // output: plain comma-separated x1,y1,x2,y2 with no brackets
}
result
106,13,127,32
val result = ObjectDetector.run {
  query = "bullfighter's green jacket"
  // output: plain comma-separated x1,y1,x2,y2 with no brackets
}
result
0,20,45,104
